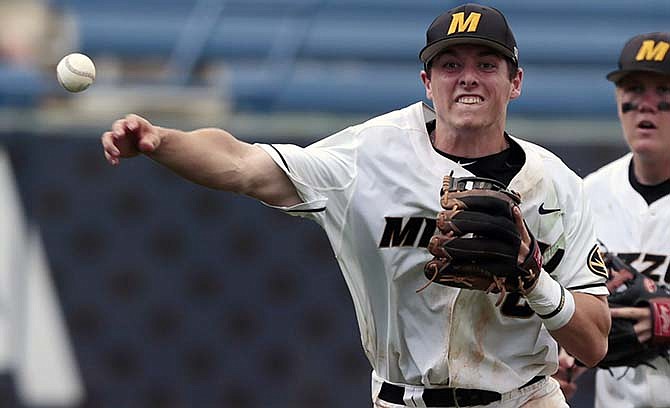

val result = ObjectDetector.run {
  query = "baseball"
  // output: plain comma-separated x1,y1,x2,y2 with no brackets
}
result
56,53,96,92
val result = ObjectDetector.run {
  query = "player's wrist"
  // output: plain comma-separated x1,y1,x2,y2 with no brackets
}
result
524,271,575,331
155,126,169,143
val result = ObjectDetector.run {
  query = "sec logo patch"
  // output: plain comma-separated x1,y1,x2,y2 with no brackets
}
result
588,245,609,278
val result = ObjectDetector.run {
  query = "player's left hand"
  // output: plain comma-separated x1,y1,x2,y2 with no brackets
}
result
610,306,652,343
422,176,542,303
553,348,587,401
606,264,656,344
597,255,670,369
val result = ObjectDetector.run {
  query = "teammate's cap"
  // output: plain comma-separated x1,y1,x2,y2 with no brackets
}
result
607,32,670,83
419,3,518,67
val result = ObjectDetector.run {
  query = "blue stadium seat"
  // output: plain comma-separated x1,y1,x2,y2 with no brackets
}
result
225,62,618,116
66,1,669,64
43,0,670,115
511,65,617,116
76,13,185,57
0,65,46,107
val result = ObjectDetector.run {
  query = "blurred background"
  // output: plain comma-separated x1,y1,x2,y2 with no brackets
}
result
1,0,668,407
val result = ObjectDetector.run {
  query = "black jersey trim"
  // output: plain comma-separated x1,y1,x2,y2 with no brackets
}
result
628,159,670,205
426,125,524,187
286,207,326,213
269,144,291,173
566,283,607,291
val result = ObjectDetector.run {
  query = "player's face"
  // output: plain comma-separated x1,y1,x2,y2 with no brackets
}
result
616,73,670,158
420,44,522,132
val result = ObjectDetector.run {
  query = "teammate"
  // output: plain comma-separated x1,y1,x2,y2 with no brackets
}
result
101,4,610,407
558,32,670,407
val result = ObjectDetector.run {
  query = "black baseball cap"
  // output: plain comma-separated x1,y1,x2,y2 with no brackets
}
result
607,32,670,83
419,3,518,67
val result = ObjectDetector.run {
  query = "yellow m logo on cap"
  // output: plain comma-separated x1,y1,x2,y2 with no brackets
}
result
447,12,481,35
636,40,670,62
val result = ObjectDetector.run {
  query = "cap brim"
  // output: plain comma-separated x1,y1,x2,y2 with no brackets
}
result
419,37,517,65
606,67,670,83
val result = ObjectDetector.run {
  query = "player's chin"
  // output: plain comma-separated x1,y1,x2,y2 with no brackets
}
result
453,102,486,111
452,118,488,130
629,137,665,155
452,106,488,121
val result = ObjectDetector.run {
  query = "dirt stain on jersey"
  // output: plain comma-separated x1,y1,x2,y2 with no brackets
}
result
447,291,492,384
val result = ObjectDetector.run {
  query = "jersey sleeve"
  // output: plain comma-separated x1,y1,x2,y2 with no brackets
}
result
555,178,609,296
255,126,359,225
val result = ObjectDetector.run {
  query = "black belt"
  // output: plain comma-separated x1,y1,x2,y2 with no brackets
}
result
378,375,545,407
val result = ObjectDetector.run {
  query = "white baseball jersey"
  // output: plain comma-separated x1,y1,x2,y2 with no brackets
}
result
585,153,670,408
258,102,608,394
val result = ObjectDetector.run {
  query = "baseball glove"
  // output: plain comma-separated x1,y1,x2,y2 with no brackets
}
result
597,252,670,370
420,174,542,305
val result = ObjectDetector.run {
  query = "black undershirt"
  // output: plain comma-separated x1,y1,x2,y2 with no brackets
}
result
427,120,525,186
628,159,670,205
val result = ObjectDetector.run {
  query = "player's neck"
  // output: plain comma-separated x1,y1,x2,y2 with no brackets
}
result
432,125,509,158
632,155,670,185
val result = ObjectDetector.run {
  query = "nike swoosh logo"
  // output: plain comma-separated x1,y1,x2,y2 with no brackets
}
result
538,203,561,215
457,160,477,166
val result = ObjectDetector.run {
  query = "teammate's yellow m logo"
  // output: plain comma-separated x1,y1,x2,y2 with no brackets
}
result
447,12,481,35
635,40,670,62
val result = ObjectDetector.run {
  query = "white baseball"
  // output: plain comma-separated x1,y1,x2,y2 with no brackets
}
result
56,53,96,92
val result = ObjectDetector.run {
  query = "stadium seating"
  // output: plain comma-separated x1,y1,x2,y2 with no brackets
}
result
2,0,669,114
0,65,46,107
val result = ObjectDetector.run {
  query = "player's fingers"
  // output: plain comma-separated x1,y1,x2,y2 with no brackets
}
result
125,114,144,132
557,363,574,376
102,132,120,166
558,348,575,368
614,268,634,280
101,132,120,155
610,306,650,320
633,317,653,343
112,119,129,138
606,268,636,294
103,150,119,166
123,114,158,153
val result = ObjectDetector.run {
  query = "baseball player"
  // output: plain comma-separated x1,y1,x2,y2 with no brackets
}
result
101,3,611,407
559,32,670,408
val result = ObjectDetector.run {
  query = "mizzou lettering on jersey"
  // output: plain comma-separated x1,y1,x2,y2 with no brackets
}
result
612,252,670,284
379,217,436,248
538,241,565,273
379,217,567,271
378,214,575,319
636,40,670,62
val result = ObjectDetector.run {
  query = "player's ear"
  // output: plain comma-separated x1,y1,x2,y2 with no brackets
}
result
509,67,523,100
421,70,433,101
